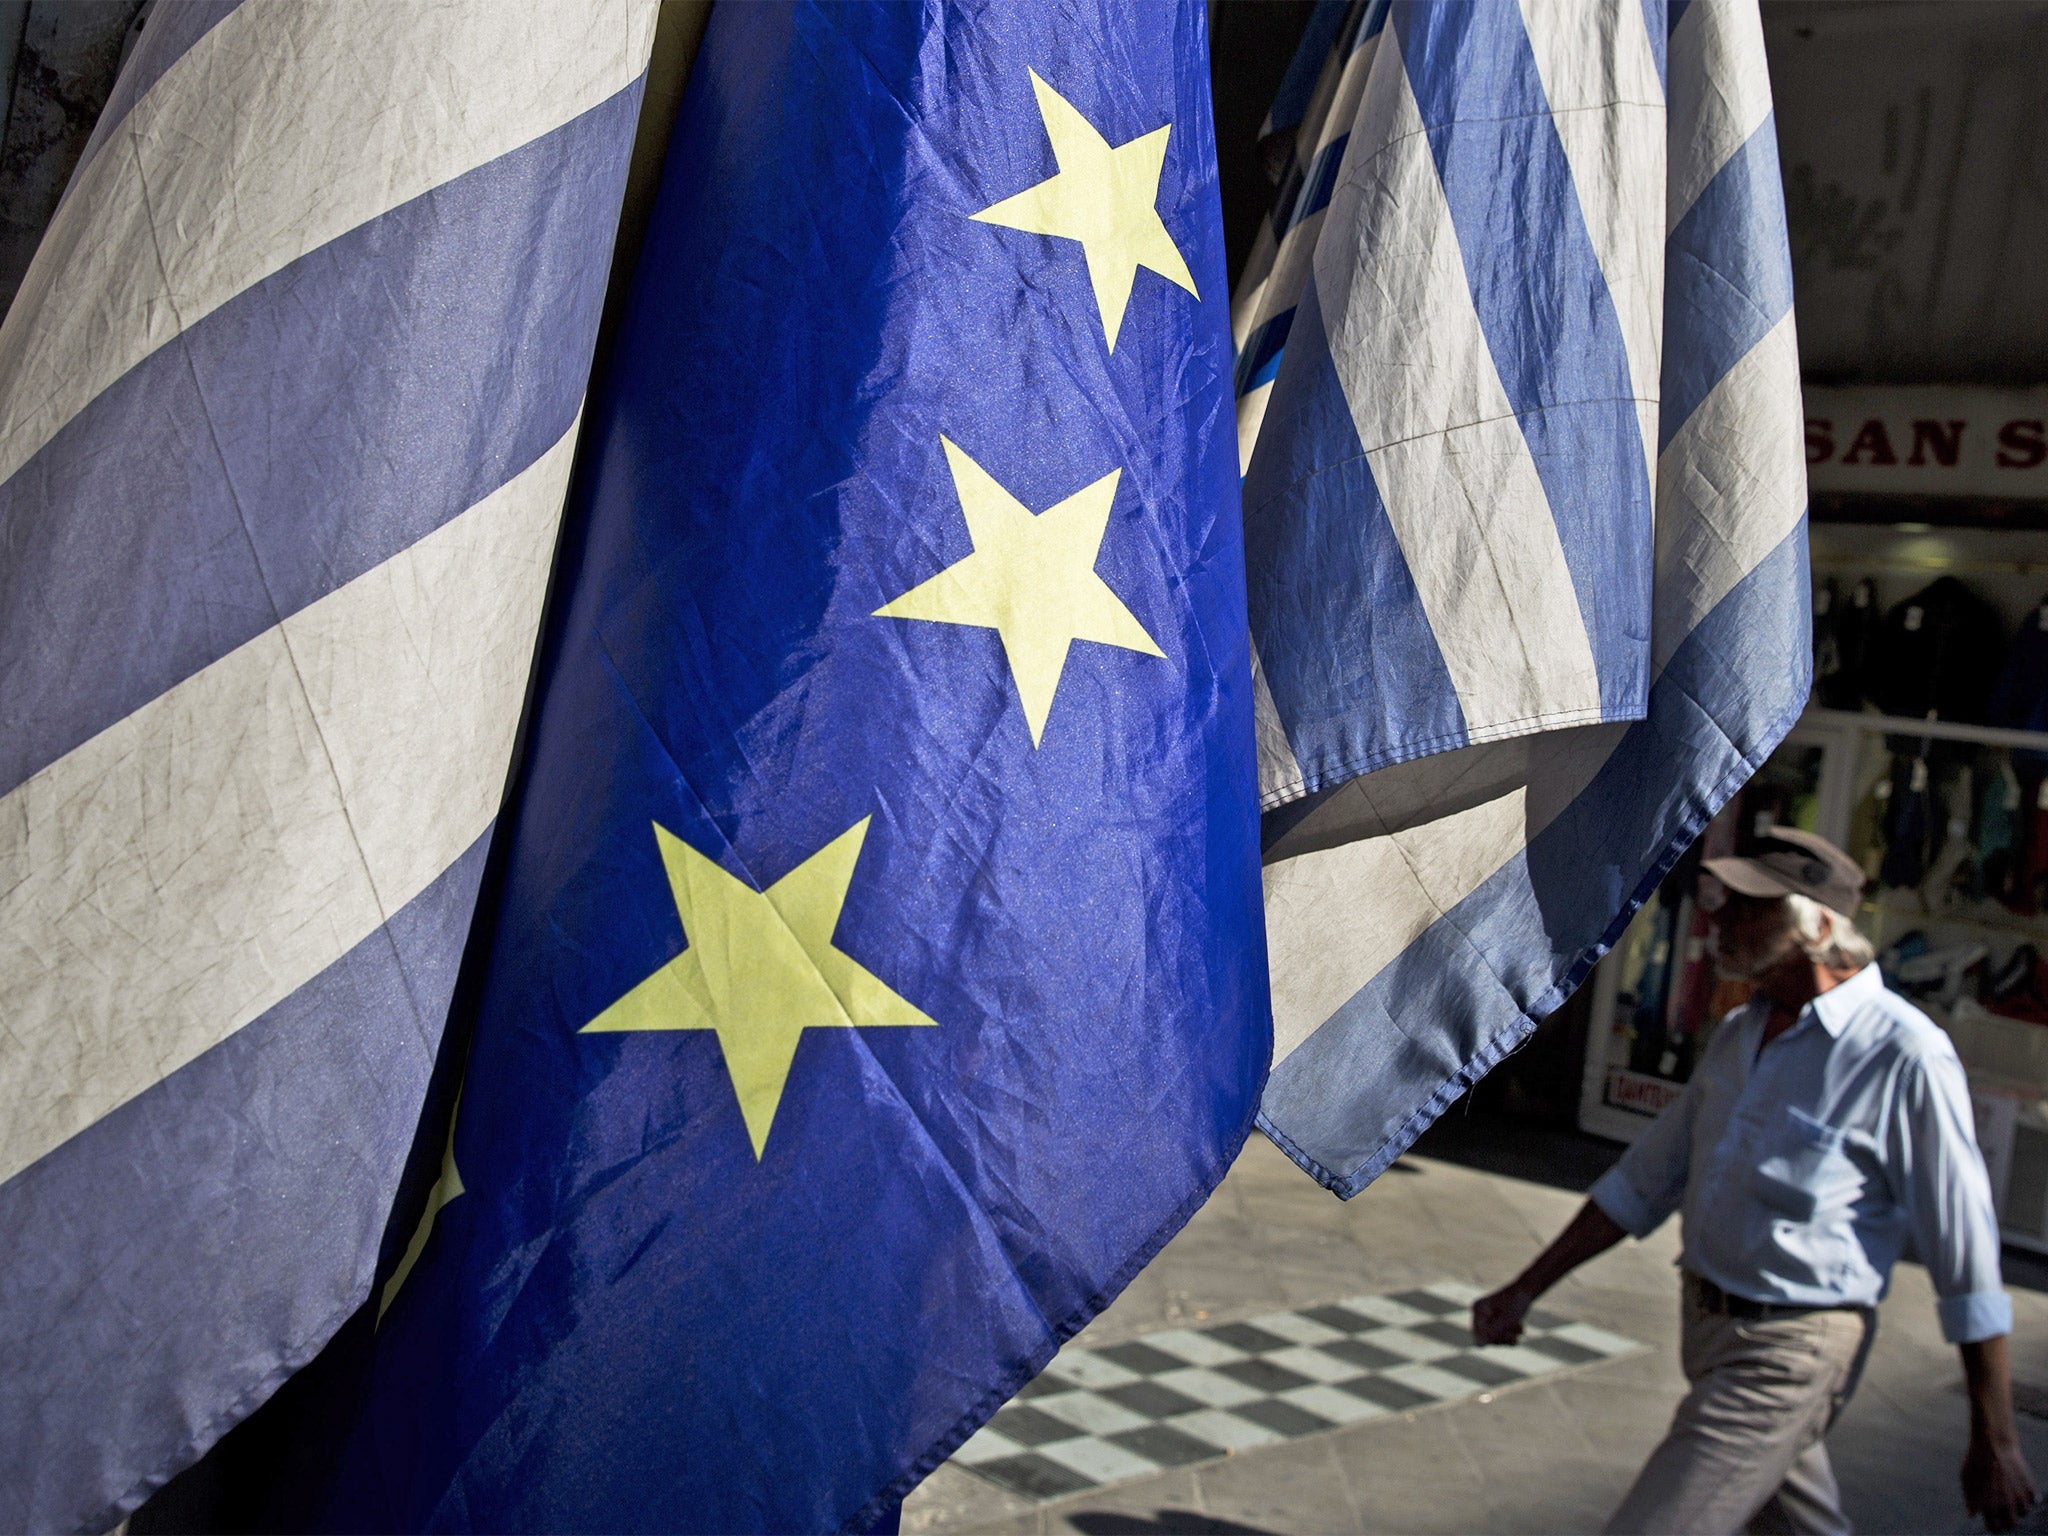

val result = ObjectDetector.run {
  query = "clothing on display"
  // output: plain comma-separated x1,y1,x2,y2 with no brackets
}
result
1812,576,1876,712
1989,593,2048,770
1866,576,2004,726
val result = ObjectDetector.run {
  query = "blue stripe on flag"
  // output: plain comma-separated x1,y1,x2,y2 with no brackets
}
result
1234,310,1294,396
1641,0,1668,92
1261,0,1350,138
1352,0,1391,50
1269,158,1309,234
1659,115,1794,449
64,2,246,199
0,83,637,800
1285,132,1350,234
1261,128,1349,250
1259,522,1811,1194
1393,0,1655,722
0,828,493,1534
1245,277,1465,785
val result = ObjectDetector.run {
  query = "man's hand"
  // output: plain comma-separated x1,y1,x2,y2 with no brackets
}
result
1962,1426,2036,1533
1472,1283,1534,1346
1469,1201,1626,1348
1962,1335,2037,1533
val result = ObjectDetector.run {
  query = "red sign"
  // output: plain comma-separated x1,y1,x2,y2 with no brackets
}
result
1804,386,2048,499
1605,1067,1684,1117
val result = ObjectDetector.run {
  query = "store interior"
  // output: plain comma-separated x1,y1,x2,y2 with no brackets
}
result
1577,511,2048,1251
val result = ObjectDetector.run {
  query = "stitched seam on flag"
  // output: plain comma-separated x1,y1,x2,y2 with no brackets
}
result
1255,703,1630,813
1263,665,1808,1198
0,0,651,496
1239,396,1658,528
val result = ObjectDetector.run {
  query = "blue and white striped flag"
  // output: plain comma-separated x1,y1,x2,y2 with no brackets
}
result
0,3,657,1527
1237,0,1808,1195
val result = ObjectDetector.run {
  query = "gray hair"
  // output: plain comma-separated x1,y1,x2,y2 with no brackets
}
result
1785,892,1875,972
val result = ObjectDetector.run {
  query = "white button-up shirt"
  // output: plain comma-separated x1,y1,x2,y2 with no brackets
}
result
1590,963,2012,1342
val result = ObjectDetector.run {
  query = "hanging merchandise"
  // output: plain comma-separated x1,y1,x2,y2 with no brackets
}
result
1974,756,2022,902
1867,575,2005,726
1889,939,1989,1010
1786,786,1821,833
2017,775,2048,917
1813,577,1844,704
1923,762,1977,905
1813,575,1876,710
1879,928,1931,990
1989,593,2048,772
1848,768,1893,882
1625,891,1682,1078
1987,944,2048,1026
1881,755,1933,889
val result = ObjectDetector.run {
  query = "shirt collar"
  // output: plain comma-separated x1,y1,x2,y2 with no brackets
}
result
1805,962,1883,1037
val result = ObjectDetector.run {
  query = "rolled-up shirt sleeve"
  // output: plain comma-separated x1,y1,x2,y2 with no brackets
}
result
1590,1075,1699,1239
1889,1046,2012,1344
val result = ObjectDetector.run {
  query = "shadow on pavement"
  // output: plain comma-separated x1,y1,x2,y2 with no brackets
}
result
1407,1100,1622,1194
1065,1512,1284,1536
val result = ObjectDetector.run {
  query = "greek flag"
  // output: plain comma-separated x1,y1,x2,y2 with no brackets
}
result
0,4,656,1528
1238,0,1808,1195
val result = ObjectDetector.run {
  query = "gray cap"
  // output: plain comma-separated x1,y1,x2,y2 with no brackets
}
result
1702,826,1865,918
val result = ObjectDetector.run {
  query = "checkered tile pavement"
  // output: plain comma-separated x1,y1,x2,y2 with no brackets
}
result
947,1281,1642,1502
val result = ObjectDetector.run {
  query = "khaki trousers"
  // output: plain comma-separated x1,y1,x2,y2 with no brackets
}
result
1605,1274,1876,1536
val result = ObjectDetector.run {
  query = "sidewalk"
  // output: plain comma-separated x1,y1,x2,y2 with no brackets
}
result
903,1117,2048,1536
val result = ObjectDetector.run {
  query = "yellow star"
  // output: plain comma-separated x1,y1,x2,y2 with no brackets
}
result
378,1093,464,1322
972,70,1198,351
874,437,1165,747
583,817,934,1159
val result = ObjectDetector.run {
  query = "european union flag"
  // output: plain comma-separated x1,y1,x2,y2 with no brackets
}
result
327,2,1269,1528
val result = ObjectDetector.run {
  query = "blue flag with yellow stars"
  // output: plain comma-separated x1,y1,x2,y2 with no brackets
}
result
327,2,1269,1529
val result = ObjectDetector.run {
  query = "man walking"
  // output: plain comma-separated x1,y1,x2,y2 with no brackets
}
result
1473,827,2037,1534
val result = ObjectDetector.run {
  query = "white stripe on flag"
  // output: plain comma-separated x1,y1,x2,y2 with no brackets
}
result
1232,220,1280,353
0,419,578,1185
1236,379,1275,477
1652,309,1805,671
1250,642,1306,808
1231,24,1362,340
1230,31,1379,367
1266,785,1529,1063
1516,0,1666,491
0,0,653,492
1315,26,1604,737
1263,715,1632,1068
1666,0,1774,230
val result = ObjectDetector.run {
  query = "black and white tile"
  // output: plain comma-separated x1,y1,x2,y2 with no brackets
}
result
948,1281,1642,1502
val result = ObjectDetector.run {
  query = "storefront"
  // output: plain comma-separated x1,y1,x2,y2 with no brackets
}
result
1579,385,2048,1251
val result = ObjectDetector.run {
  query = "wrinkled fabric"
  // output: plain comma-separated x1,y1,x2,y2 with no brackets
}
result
1591,965,2012,1343
1236,0,1809,1196
1606,1276,1873,1536
0,3,656,1528
310,4,1269,1531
